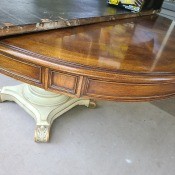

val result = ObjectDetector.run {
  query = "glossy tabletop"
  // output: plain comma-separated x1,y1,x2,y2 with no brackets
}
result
1,15,175,74
0,15,175,101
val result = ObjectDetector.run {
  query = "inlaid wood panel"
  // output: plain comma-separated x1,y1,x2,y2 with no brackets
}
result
83,78,175,101
49,70,79,95
0,54,41,84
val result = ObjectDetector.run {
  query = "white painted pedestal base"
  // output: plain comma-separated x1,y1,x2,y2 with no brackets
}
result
0,84,96,142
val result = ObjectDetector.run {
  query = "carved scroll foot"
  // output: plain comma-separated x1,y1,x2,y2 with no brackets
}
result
35,125,50,142
0,84,96,143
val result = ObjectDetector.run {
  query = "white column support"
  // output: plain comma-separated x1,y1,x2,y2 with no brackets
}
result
0,84,96,143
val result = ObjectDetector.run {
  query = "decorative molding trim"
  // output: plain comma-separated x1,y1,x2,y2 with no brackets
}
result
48,70,79,95
0,52,42,83
1,42,175,85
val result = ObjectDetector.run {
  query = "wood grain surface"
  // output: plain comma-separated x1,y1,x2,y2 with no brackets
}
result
0,15,175,101
0,0,161,37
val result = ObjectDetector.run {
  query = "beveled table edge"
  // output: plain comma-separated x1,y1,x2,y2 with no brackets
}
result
0,42,175,84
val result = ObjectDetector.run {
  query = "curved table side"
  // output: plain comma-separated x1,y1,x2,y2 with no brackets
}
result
0,43,175,102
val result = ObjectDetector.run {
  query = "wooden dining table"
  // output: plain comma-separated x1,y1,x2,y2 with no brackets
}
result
0,8,175,142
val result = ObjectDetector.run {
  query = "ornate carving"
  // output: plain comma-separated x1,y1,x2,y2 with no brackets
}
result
35,125,50,142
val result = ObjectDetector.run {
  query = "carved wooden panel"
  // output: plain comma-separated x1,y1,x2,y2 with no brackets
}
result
0,54,42,84
48,70,79,95
83,78,175,101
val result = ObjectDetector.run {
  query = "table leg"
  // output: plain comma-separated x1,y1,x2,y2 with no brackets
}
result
0,84,96,142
